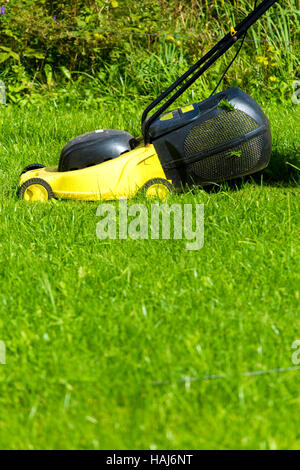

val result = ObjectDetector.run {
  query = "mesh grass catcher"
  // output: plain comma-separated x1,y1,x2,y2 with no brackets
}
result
142,0,277,188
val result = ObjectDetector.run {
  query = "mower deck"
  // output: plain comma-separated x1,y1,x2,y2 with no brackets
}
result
19,144,170,202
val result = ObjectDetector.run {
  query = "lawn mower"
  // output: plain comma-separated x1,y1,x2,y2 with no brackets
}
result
19,0,278,202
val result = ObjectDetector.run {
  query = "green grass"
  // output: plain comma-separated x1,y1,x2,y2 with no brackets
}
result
0,98,299,449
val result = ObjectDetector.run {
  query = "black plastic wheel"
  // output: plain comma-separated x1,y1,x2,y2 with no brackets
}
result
140,178,174,199
20,163,45,176
19,178,54,201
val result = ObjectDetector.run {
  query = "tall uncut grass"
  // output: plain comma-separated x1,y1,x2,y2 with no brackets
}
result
0,0,299,106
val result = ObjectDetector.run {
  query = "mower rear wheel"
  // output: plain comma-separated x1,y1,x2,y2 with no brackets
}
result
141,178,174,200
19,178,54,202
20,163,45,176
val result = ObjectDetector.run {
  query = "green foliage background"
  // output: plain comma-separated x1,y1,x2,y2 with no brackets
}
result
0,0,299,106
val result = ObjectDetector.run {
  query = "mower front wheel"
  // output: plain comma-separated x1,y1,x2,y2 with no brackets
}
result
141,178,174,200
19,178,54,202
20,163,45,176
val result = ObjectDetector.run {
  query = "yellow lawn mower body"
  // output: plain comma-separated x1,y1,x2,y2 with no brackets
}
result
19,135,173,202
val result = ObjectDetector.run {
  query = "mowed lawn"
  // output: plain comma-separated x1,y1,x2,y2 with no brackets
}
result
0,99,299,449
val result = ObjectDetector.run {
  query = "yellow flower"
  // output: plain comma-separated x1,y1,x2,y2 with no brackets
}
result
269,76,276,82
166,35,175,42
111,0,118,7
257,56,268,66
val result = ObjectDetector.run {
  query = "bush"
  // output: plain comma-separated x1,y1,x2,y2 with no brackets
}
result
0,0,299,105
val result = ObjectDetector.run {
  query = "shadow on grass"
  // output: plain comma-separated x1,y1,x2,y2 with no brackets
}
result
262,145,299,184
198,146,299,194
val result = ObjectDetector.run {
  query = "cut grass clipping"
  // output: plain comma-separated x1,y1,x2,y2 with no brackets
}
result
218,99,236,113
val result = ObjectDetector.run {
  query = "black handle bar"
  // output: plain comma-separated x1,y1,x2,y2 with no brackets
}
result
142,0,278,143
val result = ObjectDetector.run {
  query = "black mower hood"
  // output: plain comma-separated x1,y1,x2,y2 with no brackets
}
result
58,129,137,172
